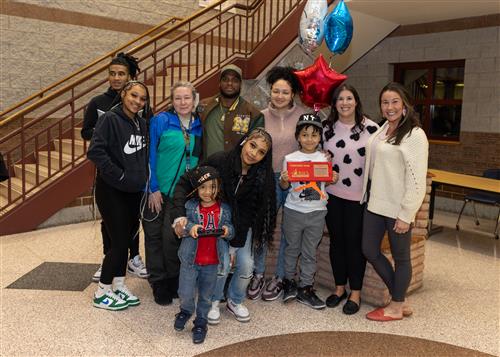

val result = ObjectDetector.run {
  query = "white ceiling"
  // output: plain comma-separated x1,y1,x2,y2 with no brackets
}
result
345,0,499,25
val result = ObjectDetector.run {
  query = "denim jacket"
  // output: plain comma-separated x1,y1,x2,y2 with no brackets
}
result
178,198,234,270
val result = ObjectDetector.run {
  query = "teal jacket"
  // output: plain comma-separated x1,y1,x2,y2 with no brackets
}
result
149,109,202,196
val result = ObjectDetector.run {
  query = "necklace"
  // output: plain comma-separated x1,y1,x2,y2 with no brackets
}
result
218,96,239,122
132,117,140,131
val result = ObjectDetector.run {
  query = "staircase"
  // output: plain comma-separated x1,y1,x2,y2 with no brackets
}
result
0,0,312,235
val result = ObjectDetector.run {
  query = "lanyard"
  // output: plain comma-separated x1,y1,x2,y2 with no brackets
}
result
179,116,192,171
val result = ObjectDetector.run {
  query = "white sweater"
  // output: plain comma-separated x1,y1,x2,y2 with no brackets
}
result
361,122,428,224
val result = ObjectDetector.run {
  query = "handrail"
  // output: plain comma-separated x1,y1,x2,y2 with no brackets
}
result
0,16,182,123
0,0,248,126
0,0,305,216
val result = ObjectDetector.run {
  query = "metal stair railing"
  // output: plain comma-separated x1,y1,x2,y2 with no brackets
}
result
0,0,304,214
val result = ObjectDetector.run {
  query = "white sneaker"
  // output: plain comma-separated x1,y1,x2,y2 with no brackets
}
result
208,300,221,325
92,265,102,282
114,285,140,306
226,299,250,322
127,255,149,278
93,291,128,311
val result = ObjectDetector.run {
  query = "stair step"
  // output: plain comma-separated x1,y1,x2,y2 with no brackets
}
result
37,151,73,169
74,127,84,140
53,139,86,156
0,177,31,200
13,164,62,186
148,65,208,93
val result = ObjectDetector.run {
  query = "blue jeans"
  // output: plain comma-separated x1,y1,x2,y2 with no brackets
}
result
253,173,288,279
212,230,253,304
178,263,218,322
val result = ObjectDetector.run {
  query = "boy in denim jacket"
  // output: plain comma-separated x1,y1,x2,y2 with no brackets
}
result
174,166,234,344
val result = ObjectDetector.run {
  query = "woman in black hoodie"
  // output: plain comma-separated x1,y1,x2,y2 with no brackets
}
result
172,128,277,323
87,81,150,311
82,53,149,283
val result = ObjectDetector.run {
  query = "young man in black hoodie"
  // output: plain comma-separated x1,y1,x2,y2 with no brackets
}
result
87,81,150,310
82,53,149,282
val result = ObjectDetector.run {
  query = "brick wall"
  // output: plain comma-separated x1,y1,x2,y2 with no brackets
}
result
343,26,500,204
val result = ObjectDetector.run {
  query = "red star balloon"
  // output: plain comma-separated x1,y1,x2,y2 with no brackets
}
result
294,54,347,110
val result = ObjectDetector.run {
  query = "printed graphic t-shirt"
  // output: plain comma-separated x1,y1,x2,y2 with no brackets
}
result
194,201,221,265
283,150,329,213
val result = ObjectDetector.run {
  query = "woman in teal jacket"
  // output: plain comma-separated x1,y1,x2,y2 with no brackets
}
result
143,81,203,305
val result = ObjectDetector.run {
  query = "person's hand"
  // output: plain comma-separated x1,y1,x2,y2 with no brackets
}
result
174,217,188,237
221,225,229,238
393,218,410,234
190,224,203,239
280,170,290,188
327,171,339,186
148,191,163,214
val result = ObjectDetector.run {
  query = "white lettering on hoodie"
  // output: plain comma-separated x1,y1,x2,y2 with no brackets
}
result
123,134,146,155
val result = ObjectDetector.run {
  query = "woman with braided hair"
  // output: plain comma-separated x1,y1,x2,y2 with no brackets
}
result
87,80,150,310
82,53,149,283
172,127,277,324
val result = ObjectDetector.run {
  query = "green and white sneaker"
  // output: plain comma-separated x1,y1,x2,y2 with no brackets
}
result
93,291,128,311
114,285,140,306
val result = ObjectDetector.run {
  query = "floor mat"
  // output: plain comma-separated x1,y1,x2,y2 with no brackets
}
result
6,262,99,291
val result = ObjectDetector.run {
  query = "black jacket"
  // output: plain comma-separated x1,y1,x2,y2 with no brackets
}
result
172,151,275,248
81,87,119,141
87,105,148,193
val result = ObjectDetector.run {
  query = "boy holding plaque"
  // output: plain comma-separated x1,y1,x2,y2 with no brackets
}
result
279,114,338,310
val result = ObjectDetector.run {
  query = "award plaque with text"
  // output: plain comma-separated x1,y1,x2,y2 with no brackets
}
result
287,161,332,182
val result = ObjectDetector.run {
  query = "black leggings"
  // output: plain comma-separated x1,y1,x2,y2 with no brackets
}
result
95,177,142,285
325,194,366,290
361,209,412,302
101,220,139,258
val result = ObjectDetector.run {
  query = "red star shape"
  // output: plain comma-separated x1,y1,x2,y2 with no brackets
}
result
294,54,347,110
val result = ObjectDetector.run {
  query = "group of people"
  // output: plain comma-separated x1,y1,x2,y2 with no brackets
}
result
84,53,429,344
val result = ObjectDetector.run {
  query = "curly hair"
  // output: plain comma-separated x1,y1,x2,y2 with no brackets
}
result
219,128,277,249
379,82,422,145
110,52,140,79
266,66,302,94
324,83,366,142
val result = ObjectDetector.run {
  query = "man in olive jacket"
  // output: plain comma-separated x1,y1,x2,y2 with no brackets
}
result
199,64,264,159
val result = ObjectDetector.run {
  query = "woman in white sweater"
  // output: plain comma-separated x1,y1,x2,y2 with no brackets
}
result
361,82,428,322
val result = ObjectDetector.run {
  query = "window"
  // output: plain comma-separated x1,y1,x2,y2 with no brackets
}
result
394,60,465,141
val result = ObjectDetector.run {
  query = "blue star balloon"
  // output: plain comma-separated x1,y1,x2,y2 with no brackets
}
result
324,0,353,55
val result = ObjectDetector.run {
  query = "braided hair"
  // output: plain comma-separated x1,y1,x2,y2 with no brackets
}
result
119,80,152,121
219,128,277,249
110,52,140,79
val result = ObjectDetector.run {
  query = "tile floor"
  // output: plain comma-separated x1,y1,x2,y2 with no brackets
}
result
1,211,499,356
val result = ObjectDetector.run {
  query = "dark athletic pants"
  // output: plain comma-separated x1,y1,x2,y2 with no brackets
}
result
325,194,366,290
95,176,142,285
142,194,181,284
361,209,412,302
